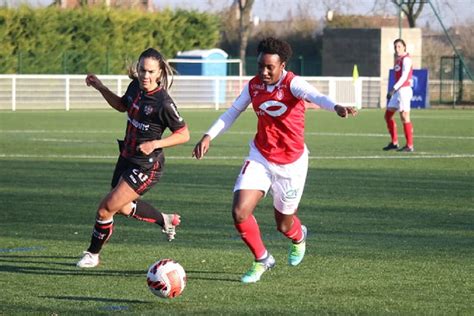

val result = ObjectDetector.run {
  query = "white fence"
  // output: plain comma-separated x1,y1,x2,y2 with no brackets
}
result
0,74,382,111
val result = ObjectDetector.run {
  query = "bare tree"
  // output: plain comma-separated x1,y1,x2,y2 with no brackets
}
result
235,0,255,75
391,0,425,27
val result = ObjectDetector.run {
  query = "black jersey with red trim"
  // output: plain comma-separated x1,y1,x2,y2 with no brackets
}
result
119,79,186,168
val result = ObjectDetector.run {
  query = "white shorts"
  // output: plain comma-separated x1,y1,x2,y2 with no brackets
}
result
388,86,413,112
233,141,309,215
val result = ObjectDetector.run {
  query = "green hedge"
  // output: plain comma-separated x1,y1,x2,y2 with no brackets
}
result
0,6,220,74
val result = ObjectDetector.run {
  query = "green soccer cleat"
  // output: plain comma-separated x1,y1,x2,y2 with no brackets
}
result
240,254,276,283
288,225,307,266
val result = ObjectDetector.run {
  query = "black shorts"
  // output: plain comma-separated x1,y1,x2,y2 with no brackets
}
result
111,155,164,195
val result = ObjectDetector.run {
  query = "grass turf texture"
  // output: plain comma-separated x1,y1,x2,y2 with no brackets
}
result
0,109,473,314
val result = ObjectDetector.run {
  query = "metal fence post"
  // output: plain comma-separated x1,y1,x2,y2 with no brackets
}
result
65,76,70,111
12,76,16,111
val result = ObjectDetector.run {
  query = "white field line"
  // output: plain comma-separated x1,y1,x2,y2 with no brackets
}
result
410,115,474,120
30,138,98,143
0,153,473,160
2,130,474,140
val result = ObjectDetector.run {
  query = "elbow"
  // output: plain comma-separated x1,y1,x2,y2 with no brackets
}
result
175,126,190,143
182,130,191,143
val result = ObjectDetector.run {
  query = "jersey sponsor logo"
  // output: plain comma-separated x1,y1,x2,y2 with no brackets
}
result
127,115,150,131
258,100,288,117
282,189,298,202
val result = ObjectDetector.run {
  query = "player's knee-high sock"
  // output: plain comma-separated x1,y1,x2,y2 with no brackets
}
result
129,200,165,227
281,215,304,243
87,219,114,254
384,110,398,144
403,122,414,148
235,215,267,260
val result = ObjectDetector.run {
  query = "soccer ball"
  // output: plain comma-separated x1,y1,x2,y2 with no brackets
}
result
146,259,186,299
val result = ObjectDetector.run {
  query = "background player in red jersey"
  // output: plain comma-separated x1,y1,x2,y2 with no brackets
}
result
384,38,415,152
77,48,190,268
192,37,357,283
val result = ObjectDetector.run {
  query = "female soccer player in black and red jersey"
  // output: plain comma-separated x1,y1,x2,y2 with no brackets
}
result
77,48,190,268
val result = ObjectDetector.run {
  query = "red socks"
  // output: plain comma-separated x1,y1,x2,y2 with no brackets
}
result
235,215,305,260
384,110,398,144
282,215,304,243
235,215,267,260
403,122,414,148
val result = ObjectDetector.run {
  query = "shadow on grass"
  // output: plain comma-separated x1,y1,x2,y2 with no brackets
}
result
39,295,148,304
0,261,144,276
0,254,241,282
186,269,241,283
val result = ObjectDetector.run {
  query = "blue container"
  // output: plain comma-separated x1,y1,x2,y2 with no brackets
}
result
175,48,228,76
175,49,228,104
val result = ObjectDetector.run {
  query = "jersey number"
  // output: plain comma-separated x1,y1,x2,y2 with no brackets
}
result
132,169,149,182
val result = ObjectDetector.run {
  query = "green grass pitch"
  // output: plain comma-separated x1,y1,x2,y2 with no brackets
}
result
0,108,473,314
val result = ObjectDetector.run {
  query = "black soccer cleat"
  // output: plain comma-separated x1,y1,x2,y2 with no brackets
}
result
383,143,399,151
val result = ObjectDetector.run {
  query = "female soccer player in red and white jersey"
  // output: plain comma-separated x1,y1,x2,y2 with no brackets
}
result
192,37,358,283
77,48,190,268
384,38,415,152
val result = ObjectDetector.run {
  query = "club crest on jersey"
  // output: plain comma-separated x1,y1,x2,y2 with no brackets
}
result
258,100,288,117
394,64,401,71
143,105,154,116
276,89,284,100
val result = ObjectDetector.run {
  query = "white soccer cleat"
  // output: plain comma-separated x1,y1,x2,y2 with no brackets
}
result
162,213,181,241
76,251,100,268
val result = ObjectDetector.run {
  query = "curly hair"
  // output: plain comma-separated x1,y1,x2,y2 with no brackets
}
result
257,37,293,63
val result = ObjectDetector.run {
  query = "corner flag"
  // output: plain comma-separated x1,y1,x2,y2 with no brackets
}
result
352,64,359,84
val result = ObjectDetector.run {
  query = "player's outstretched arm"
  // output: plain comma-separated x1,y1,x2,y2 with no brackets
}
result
334,104,358,118
85,74,126,112
192,134,211,160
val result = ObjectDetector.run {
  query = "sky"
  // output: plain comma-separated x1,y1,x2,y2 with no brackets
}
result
154,0,473,29
6,0,474,29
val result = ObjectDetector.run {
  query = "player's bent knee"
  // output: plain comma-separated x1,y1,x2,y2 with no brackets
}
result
232,210,250,224
96,207,115,221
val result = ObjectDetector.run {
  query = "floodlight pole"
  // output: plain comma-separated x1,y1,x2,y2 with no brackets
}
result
398,0,402,38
